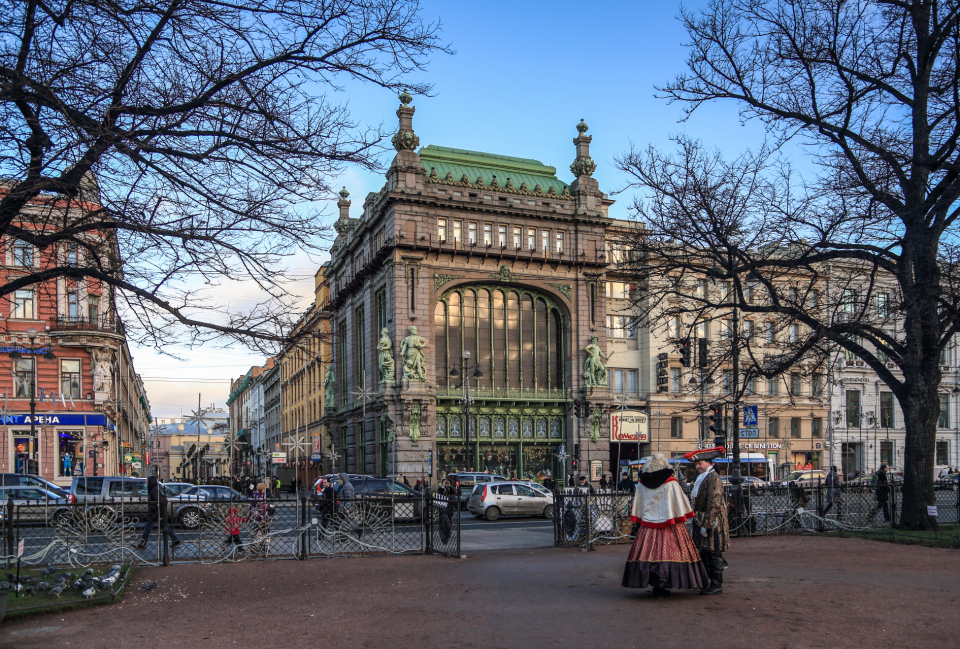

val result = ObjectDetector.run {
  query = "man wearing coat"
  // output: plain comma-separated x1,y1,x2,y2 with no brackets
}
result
684,447,729,596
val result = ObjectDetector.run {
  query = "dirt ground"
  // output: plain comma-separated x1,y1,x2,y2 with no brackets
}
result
2,536,957,649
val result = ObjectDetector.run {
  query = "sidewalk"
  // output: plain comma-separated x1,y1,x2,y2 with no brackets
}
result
2,535,957,649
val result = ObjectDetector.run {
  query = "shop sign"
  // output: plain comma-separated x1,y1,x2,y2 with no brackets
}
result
1,346,51,356
610,411,648,442
737,443,783,450
271,452,287,464
132,461,142,469
123,453,134,464
1,414,108,426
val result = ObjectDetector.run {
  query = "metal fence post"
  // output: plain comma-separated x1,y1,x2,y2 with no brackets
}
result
424,492,433,555
300,494,308,560
816,479,823,534
161,496,170,567
891,480,897,529
5,496,14,566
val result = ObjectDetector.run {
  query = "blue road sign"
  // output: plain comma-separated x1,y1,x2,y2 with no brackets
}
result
743,405,758,427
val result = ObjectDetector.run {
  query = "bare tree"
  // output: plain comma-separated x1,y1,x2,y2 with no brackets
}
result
616,0,960,529
0,0,449,352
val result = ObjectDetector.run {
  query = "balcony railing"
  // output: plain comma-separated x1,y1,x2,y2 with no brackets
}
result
436,386,570,401
53,315,123,334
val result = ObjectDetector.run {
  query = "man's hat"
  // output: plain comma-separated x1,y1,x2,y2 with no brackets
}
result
683,447,725,462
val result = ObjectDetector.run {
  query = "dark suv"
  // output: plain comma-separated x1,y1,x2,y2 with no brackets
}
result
0,474,70,498
69,476,148,530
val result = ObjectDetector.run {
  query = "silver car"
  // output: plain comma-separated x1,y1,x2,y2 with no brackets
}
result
0,486,75,526
467,481,554,521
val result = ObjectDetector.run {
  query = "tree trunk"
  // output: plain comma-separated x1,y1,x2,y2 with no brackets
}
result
899,382,939,530
898,232,942,531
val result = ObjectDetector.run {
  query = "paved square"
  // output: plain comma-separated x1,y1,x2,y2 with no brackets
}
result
2,536,957,649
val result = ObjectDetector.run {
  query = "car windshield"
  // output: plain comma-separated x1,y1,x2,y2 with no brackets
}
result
784,472,805,481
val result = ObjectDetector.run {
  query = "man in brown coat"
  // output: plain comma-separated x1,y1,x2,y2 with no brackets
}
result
684,447,729,595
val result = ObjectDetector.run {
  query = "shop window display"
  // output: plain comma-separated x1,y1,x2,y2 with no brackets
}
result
14,434,38,474
59,430,84,477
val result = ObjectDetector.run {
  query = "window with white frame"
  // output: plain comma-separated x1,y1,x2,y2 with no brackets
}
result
13,288,35,319
876,292,889,319
513,226,521,249
556,231,564,253
13,239,33,267
437,218,447,242
468,222,477,245
765,321,776,343
483,223,492,246
790,323,800,343
541,229,549,252
61,359,81,398
670,367,682,393
498,225,507,248
768,377,779,396
669,316,682,339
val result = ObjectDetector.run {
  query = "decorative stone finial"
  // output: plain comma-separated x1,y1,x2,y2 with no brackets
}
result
391,89,419,151
399,89,412,106
571,117,596,177
576,118,589,134
339,186,350,199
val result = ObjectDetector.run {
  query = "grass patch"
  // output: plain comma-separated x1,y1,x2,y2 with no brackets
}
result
2,563,135,621
823,525,960,549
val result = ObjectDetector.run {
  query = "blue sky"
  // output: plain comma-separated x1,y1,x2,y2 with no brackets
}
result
139,0,777,419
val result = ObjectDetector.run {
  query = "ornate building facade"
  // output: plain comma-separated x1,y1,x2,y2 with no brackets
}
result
322,94,616,484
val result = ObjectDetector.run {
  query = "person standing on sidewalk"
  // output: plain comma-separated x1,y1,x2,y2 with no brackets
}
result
871,464,891,522
685,447,729,596
136,475,180,550
621,453,708,598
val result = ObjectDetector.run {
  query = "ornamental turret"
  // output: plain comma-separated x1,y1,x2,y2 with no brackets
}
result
569,119,603,216
386,90,425,192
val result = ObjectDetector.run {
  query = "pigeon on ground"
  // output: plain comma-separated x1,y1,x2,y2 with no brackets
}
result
37,581,50,591
82,585,96,599
48,586,63,597
110,564,121,571
0,582,10,591
12,582,23,593
84,568,94,576
73,579,85,589
40,565,56,577
99,574,117,588
64,572,76,580
139,581,158,592
25,576,41,585
26,586,37,596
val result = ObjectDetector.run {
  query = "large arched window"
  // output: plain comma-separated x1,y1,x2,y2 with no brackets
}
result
435,286,564,390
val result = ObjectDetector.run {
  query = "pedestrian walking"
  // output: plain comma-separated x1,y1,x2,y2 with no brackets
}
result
821,466,842,518
316,478,335,529
136,475,181,550
337,472,362,538
685,447,729,596
618,471,635,492
413,479,423,493
870,464,891,522
622,453,708,598
599,475,608,490
578,475,595,494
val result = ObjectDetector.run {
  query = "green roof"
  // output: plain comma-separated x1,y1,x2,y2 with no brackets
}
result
419,145,569,195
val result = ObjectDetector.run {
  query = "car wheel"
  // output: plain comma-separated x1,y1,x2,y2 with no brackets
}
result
542,505,554,519
180,508,202,530
484,506,501,521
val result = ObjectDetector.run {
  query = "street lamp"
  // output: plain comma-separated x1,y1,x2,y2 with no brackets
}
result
449,350,483,471
9,327,55,475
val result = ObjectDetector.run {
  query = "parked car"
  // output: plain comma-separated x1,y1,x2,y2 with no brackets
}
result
0,474,71,498
777,470,828,488
446,473,509,508
68,476,148,531
167,485,253,529
162,482,195,496
0,486,75,525
311,474,370,494
845,472,904,490
467,481,554,521
720,476,769,492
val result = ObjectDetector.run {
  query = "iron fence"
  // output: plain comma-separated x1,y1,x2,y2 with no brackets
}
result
552,481,960,548
1,492,460,568
553,489,634,548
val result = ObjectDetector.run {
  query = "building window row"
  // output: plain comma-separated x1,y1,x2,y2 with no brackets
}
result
437,218,565,253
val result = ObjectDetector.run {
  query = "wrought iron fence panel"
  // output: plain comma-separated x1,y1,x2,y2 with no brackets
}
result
553,490,633,548
309,494,439,557
425,493,461,557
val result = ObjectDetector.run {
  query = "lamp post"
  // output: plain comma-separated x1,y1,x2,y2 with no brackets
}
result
449,350,483,472
8,327,55,475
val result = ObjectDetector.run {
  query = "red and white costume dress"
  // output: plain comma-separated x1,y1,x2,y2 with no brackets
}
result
621,469,709,590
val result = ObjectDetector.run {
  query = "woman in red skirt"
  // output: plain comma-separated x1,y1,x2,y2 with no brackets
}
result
622,453,708,598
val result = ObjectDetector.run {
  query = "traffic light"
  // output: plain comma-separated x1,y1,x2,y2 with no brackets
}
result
708,404,725,447
679,338,691,367
574,443,581,460
698,338,709,368
582,401,592,419
572,459,578,471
